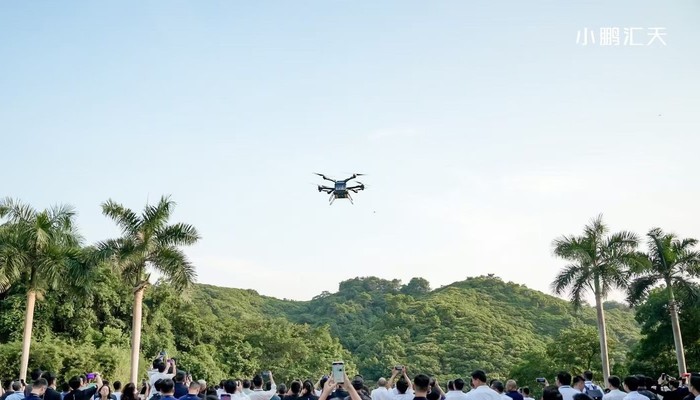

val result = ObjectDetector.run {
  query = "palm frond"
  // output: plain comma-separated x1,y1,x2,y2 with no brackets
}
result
0,197,36,223
141,196,175,234
156,223,201,247
627,275,662,305
583,214,608,242
150,246,196,290
551,263,585,295
101,199,142,236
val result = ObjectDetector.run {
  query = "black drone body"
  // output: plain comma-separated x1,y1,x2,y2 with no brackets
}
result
315,173,365,205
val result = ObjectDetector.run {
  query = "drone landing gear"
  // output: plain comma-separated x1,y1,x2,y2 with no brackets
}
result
347,192,354,204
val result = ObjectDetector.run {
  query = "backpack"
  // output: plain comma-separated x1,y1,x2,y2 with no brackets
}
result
585,384,604,400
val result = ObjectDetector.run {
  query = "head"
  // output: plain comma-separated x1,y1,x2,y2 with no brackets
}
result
454,379,466,391
61,383,70,393
174,371,186,384
243,380,251,390
291,381,302,395
277,384,287,396
69,376,82,391
396,379,409,394
114,382,122,392
32,379,48,396
471,370,488,388
11,381,21,392
377,378,387,388
123,383,137,398
447,381,455,391
623,376,639,393
224,380,238,394
157,362,167,373
583,372,593,382
160,379,175,396
542,386,563,400
252,376,263,389
265,382,272,391
427,391,441,400
154,379,164,394
351,377,364,392
506,380,518,392
319,377,328,390
607,377,621,391
302,381,314,396
634,376,647,390
572,376,585,391
556,372,572,387
198,380,207,393
689,374,700,396
522,387,530,397
490,381,504,394
189,382,202,395
44,372,56,387
414,375,430,395
99,384,112,398
30,370,44,381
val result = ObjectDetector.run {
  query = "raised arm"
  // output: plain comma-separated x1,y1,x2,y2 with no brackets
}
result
319,378,336,400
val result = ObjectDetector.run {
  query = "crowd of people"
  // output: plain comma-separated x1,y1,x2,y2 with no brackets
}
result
2,359,699,400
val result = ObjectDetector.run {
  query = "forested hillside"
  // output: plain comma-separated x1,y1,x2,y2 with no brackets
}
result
0,272,649,384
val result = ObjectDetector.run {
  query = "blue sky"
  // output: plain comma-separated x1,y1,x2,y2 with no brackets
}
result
1,1,699,302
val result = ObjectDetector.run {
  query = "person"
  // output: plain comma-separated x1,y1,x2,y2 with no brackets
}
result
114,383,123,400
149,360,177,395
298,381,317,400
286,382,302,400
44,373,62,400
505,381,523,400
160,380,177,400
636,377,659,400
371,379,391,400
66,374,104,400
412,375,431,400
542,387,563,400
687,375,700,400
446,379,468,400
179,382,202,400
242,383,253,397
25,379,48,400
556,373,580,400
5,383,24,400
345,377,370,400
521,388,534,400
602,377,625,400
24,370,44,397
248,373,277,400
622,377,646,400
174,373,189,399
464,371,501,400
489,381,509,400
122,384,139,400
318,375,362,400
581,374,603,400
572,378,585,394
276,385,287,400
97,384,117,400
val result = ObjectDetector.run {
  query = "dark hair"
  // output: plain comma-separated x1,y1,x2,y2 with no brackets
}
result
584,372,593,381
161,379,175,394
454,379,465,391
98,384,113,398
114,381,122,391
447,381,455,391
224,380,238,394
491,381,504,393
291,381,302,395
61,383,71,392
573,376,585,386
396,379,409,394
206,388,217,397
623,376,639,392
33,379,48,389
156,362,167,373
557,372,572,386
522,387,530,396
471,370,487,384
319,377,328,390
122,383,137,400
243,380,251,389
252,376,263,388
44,372,57,386
607,376,621,389
573,394,593,400
302,380,314,396
175,371,186,383
69,376,82,390
689,374,700,392
414,375,430,392
542,386,563,400
154,379,165,392
277,384,287,395
31,369,44,381
427,391,441,400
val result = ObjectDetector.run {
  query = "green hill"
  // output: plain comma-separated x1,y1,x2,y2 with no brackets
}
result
0,273,640,384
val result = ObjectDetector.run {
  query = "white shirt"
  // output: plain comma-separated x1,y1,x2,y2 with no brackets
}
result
464,385,502,400
603,389,626,400
445,391,470,400
248,386,278,400
558,386,581,400
147,370,176,390
221,393,251,400
622,392,648,400
371,388,393,400
524,397,535,400
394,391,414,400
113,392,122,400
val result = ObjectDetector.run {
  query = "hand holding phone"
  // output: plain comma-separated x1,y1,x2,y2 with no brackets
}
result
332,361,345,384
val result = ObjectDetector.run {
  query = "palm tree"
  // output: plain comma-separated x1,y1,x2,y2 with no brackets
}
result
627,228,700,376
96,195,200,383
551,214,639,384
0,198,83,381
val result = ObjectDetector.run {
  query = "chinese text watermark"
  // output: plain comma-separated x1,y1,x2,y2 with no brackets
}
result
576,27,667,46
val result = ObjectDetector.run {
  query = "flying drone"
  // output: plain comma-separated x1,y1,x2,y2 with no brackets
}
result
315,173,366,205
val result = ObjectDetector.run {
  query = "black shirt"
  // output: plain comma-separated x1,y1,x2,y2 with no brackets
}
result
65,386,99,400
45,388,62,400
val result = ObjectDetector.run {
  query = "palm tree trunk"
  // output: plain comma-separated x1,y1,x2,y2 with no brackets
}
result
594,279,611,384
668,287,687,375
130,286,146,384
19,290,37,381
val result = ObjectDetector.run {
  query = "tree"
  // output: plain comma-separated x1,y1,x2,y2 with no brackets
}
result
627,228,700,376
96,195,200,383
551,214,639,384
0,198,84,380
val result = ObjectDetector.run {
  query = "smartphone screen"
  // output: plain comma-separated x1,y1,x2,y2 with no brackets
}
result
332,361,345,383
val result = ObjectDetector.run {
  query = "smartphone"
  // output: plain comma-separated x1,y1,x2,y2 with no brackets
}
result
395,365,403,371
536,378,546,383
332,361,345,384
87,373,96,380
262,371,270,378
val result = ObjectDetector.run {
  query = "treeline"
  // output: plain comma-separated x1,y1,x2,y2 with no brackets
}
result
1,198,698,389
